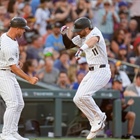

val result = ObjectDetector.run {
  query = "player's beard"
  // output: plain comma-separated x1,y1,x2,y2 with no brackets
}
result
16,32,23,38
79,34,85,38
78,30,87,38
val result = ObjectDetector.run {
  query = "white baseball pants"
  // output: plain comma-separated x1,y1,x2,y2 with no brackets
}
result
73,65,111,126
0,70,24,135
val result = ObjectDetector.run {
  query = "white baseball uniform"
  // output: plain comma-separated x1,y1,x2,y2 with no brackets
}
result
0,33,24,135
72,27,111,130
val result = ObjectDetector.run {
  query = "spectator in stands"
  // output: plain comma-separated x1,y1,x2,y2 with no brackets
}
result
22,59,37,77
1,1,16,31
116,44,127,61
101,75,136,139
57,71,70,89
0,6,7,30
50,0,77,25
43,46,60,61
116,63,131,89
92,0,104,27
104,62,118,89
7,0,21,18
35,0,51,35
128,19,138,44
118,1,129,13
118,10,129,21
45,22,65,52
0,0,9,9
134,57,140,74
16,0,25,11
71,70,86,90
0,27,6,36
119,18,129,32
26,34,44,70
26,34,44,61
43,47,54,60
23,16,39,44
105,39,115,58
77,57,88,73
46,0,53,15
129,37,140,63
54,51,70,73
67,64,77,84
19,43,27,64
67,52,78,84
128,37,140,74
22,3,32,19
17,15,39,46
68,51,76,65
124,72,140,96
105,61,131,90
130,0,140,32
75,0,93,19
111,29,131,55
42,24,52,45
97,0,120,41
93,0,104,9
37,59,59,85
30,0,40,16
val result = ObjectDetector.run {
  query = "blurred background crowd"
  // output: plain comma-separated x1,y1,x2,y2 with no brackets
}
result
0,0,140,96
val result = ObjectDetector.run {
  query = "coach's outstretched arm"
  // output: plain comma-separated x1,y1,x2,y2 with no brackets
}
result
10,64,38,84
60,26,77,50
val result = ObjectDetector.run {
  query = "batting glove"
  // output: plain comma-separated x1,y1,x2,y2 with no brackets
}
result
75,49,83,60
60,25,69,35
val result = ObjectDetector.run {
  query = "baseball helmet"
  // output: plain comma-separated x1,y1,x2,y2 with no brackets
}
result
10,17,30,30
72,17,93,33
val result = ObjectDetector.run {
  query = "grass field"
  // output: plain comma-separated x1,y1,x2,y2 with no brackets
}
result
30,138,140,140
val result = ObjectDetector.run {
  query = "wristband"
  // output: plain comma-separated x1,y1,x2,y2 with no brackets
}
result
81,44,89,50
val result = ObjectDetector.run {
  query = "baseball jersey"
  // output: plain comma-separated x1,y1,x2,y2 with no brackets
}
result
0,33,19,70
72,27,108,65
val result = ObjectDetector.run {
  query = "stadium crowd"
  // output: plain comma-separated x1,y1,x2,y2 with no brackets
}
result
0,0,140,93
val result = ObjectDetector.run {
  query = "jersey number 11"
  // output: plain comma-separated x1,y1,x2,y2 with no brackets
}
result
92,48,98,56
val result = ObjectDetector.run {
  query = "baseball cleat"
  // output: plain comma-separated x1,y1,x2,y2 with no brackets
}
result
86,122,105,140
0,133,18,140
91,114,106,132
12,132,29,140
86,131,97,140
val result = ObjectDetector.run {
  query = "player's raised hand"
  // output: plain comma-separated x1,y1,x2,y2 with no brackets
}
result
60,25,69,35
28,77,38,85
75,48,83,60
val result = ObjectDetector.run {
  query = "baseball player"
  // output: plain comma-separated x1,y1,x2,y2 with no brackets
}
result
60,17,111,139
0,17,38,140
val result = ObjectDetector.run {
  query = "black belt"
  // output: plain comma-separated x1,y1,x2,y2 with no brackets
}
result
89,64,106,71
0,69,13,73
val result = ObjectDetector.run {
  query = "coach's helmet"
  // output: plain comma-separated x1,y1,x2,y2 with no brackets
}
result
72,17,93,33
10,17,30,30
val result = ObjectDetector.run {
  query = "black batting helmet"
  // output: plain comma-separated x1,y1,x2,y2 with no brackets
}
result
72,17,93,33
10,17,30,30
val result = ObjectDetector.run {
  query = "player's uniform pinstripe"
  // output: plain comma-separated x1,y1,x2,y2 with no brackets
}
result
73,27,111,130
0,33,24,135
